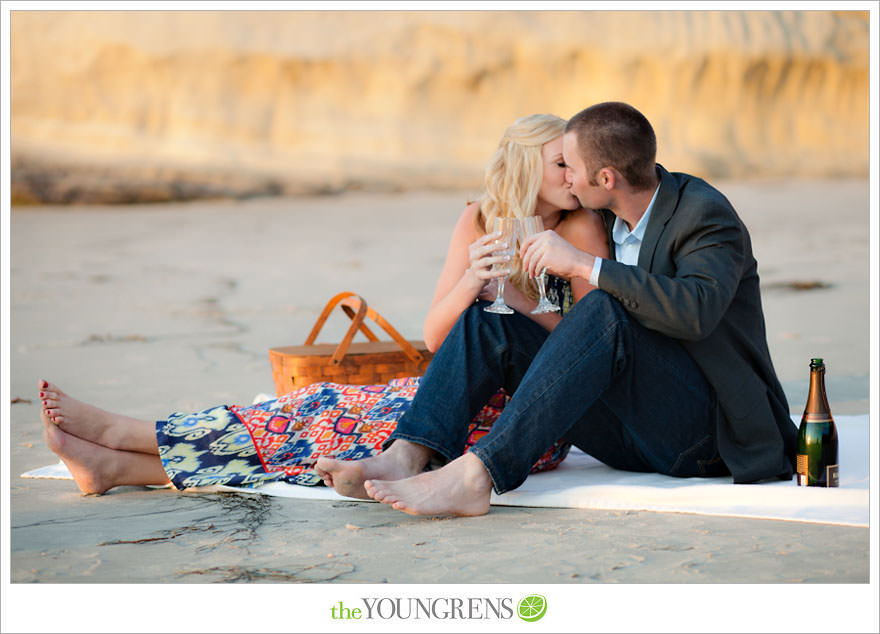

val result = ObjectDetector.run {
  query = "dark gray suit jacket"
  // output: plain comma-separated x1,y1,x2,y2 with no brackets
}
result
597,165,796,483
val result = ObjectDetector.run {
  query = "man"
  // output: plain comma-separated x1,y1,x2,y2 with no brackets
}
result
317,101,797,516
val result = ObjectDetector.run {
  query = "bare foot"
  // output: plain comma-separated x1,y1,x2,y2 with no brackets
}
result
364,452,493,517
38,380,158,454
42,418,170,495
315,439,432,499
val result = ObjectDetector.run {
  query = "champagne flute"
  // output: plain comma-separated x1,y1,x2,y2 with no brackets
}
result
483,217,518,314
520,216,561,314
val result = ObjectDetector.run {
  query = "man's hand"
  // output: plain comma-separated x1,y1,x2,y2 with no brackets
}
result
520,230,596,282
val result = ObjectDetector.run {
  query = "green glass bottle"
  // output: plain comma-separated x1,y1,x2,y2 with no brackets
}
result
796,358,839,487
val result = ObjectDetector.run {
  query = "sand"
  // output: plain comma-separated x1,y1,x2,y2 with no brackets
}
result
4,183,876,632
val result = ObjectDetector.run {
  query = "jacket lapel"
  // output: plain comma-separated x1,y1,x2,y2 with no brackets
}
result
600,209,616,258
637,164,677,272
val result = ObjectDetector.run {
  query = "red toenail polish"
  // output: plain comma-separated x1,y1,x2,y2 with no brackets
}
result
39,392,44,398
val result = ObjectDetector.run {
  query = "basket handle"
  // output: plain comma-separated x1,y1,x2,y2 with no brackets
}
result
304,292,425,365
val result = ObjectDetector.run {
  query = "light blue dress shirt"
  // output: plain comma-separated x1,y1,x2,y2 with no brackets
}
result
588,184,661,286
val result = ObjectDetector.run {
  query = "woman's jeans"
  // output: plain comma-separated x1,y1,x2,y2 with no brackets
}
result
387,291,728,494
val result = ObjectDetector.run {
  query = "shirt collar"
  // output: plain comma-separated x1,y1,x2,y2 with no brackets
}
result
611,184,661,246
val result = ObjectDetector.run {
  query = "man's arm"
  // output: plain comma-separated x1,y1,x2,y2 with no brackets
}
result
518,225,603,289
597,200,747,341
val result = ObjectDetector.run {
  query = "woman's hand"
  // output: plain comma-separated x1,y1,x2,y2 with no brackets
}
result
466,230,511,293
477,279,498,301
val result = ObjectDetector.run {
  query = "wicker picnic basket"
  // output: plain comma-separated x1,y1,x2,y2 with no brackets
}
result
268,292,434,396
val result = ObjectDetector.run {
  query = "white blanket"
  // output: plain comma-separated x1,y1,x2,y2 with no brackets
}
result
22,414,869,527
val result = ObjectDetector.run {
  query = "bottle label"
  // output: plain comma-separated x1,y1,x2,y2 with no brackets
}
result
802,414,833,423
826,464,839,487
796,454,808,486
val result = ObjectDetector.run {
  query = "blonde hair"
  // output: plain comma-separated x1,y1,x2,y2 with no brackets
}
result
477,113,567,300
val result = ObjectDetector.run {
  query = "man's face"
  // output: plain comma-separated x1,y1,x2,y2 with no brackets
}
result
562,131,605,210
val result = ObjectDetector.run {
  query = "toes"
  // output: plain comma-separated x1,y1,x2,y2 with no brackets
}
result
316,457,337,471
365,481,392,504
40,382,63,398
314,459,335,487
363,481,377,499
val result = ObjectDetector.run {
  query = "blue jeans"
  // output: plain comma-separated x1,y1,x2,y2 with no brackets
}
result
387,291,727,494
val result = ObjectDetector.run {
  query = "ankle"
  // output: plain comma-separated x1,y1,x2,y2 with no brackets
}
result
387,439,433,472
460,453,493,492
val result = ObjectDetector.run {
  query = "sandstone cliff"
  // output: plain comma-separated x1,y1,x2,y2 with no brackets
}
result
10,10,870,204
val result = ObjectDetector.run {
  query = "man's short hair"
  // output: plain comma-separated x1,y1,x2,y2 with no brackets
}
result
565,102,657,190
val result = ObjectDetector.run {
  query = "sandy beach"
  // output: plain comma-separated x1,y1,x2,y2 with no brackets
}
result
3,7,876,632
5,182,876,631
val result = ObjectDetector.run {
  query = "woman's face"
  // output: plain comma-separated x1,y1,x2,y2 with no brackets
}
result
536,135,580,214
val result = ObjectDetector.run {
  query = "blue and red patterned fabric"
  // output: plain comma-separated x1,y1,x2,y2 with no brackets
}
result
156,377,571,490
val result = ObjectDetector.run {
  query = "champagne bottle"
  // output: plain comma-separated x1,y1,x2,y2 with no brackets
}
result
796,358,839,487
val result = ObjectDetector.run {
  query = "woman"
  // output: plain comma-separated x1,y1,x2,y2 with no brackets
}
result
38,114,609,496
421,114,606,351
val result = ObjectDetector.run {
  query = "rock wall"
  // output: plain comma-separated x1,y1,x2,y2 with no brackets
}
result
10,10,870,204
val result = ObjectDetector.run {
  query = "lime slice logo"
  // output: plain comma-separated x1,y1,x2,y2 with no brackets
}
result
517,594,547,622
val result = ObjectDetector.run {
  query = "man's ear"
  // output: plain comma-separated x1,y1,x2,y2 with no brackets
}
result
598,167,616,190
